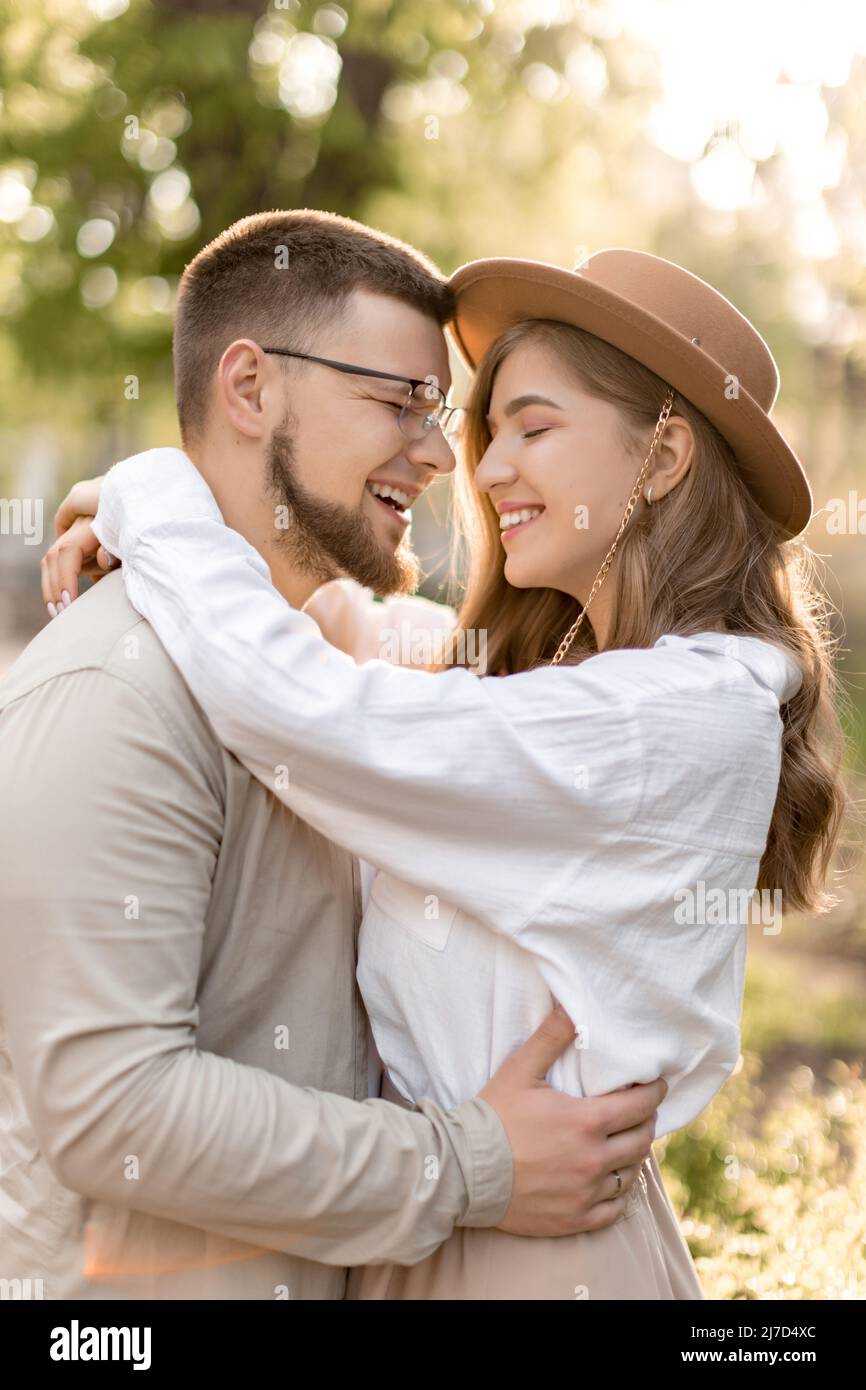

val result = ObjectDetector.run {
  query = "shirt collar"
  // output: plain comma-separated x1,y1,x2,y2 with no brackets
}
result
652,631,804,704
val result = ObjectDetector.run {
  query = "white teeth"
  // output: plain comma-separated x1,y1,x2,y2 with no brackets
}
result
499,508,543,531
369,482,413,510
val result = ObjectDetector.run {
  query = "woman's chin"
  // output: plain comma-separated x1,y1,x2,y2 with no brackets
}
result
503,553,545,589
497,564,530,592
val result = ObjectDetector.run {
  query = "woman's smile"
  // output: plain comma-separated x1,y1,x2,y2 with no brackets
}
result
497,501,546,543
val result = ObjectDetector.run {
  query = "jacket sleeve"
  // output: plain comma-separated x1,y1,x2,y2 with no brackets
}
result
0,665,513,1269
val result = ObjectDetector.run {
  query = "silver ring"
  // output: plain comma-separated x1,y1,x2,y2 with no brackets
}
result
613,1169,622,1196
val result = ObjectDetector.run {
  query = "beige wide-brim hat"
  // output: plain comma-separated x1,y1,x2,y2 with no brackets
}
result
446,249,812,539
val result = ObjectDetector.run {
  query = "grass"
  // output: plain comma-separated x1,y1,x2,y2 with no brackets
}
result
657,907,866,1299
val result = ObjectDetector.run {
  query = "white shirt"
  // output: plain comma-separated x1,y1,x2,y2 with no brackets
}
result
93,448,804,1139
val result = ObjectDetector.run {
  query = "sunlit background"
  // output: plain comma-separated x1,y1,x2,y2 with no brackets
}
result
1,0,865,1297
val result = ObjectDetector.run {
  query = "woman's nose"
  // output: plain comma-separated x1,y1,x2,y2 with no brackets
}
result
475,440,519,494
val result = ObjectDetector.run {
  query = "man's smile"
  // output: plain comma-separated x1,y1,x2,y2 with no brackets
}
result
365,478,420,528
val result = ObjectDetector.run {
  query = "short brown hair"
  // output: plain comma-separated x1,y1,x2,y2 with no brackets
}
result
173,208,455,447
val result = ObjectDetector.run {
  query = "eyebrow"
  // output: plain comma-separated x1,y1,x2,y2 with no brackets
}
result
485,394,563,428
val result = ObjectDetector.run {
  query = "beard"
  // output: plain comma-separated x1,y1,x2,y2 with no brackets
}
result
265,419,420,598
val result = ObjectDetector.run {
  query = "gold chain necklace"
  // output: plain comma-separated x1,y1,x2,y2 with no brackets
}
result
549,387,675,667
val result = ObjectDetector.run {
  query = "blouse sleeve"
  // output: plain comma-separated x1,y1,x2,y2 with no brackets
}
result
93,448,758,1139
92,448,643,940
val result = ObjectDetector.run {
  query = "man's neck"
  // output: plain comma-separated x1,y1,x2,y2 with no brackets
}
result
185,439,329,610
265,550,327,610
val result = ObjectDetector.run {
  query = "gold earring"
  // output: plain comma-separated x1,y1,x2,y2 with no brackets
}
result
646,486,653,504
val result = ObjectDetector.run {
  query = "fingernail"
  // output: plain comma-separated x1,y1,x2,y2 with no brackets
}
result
47,602,57,619
61,590,71,607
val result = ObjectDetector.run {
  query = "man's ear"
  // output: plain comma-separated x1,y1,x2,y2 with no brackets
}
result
218,339,273,441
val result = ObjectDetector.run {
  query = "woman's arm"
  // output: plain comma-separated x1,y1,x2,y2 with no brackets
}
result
92,449,643,939
94,450,758,1140
40,474,116,612
302,577,457,667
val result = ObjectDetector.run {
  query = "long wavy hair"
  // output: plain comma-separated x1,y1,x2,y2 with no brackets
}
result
444,318,852,916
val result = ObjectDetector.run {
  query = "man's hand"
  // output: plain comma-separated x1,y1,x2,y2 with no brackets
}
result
479,1006,667,1237
41,474,116,614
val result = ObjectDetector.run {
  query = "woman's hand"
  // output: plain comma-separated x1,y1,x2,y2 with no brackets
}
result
55,475,105,538
41,474,118,615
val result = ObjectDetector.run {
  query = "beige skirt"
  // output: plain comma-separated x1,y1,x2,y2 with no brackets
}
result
346,1072,704,1301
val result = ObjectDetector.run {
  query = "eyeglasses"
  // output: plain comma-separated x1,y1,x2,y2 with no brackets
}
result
261,348,463,442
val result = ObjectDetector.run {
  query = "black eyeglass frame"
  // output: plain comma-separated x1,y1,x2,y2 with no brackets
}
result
261,347,460,436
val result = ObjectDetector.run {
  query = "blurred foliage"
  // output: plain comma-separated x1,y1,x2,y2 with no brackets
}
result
659,1049,866,1299
3,0,458,418
3,0,649,421
659,920,866,1297
656,895,866,1295
3,0,866,471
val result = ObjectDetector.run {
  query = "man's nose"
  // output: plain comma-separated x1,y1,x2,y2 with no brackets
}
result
406,422,457,476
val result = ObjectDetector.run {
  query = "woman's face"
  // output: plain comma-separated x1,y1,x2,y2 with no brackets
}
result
474,340,645,602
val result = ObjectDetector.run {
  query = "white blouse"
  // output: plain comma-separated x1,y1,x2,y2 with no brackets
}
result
92,448,804,1139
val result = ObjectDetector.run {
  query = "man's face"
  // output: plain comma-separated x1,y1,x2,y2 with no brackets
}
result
261,289,456,597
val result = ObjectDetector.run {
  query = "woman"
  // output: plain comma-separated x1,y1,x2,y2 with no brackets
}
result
43,250,846,1299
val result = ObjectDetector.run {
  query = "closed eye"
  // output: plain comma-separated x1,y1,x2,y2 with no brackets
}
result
522,427,550,439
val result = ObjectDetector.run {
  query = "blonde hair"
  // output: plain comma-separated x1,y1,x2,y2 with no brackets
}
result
445,318,852,916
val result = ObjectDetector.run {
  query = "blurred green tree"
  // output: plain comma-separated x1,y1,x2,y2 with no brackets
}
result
0,0,655,429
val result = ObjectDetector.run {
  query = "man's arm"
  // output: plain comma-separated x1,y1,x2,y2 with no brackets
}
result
0,665,512,1268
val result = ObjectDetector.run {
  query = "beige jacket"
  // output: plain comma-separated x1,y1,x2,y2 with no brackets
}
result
0,572,512,1300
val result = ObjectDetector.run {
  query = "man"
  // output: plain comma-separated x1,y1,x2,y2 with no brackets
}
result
0,209,664,1300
